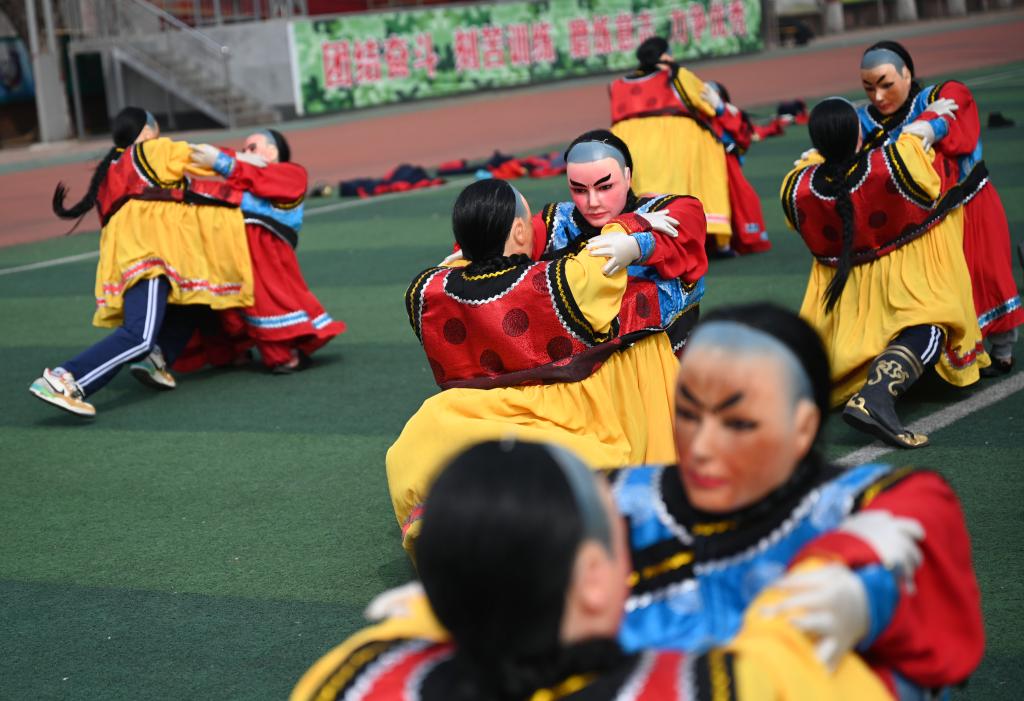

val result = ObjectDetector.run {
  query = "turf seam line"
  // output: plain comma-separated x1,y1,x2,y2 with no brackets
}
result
836,371,1024,466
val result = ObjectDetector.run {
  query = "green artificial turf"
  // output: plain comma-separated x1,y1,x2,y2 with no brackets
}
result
1,63,1022,700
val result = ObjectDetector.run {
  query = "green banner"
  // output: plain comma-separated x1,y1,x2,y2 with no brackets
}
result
288,0,762,115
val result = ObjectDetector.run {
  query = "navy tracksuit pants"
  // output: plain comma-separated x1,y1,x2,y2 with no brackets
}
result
61,277,201,395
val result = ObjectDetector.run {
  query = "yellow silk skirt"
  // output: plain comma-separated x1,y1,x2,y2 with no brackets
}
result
799,209,988,406
613,115,731,244
93,199,253,327
386,332,679,552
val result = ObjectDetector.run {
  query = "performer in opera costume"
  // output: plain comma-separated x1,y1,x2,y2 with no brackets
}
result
293,440,893,701
783,98,986,447
387,178,683,552
181,129,346,373
705,81,772,255
857,40,1022,374
30,107,253,418
612,303,983,700
608,37,733,254
533,130,708,353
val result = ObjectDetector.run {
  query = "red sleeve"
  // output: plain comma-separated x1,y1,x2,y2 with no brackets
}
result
919,82,980,158
793,472,984,687
639,196,708,284
715,109,753,152
227,161,308,202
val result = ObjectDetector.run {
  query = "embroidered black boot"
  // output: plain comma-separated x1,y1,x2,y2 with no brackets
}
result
842,345,929,449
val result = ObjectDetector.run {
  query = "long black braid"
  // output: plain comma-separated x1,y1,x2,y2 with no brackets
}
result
807,99,862,312
52,107,151,221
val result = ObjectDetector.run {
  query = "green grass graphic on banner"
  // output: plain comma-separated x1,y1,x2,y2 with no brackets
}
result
290,0,762,115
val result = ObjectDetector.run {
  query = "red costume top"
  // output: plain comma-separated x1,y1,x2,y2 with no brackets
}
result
781,138,982,266
794,469,984,693
96,144,240,225
406,249,661,390
609,69,721,142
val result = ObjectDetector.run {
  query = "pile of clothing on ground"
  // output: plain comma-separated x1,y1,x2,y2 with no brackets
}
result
309,150,567,199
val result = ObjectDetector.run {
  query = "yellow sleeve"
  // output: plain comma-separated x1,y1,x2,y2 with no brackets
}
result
563,230,628,334
728,559,894,701
671,67,716,118
290,592,449,701
893,132,941,200
794,150,825,169
137,137,216,180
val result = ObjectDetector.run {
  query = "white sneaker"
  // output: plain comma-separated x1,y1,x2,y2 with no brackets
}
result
29,368,96,417
129,347,177,390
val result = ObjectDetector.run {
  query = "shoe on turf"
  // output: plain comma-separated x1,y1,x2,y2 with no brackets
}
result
270,349,311,375
129,347,176,390
980,356,1014,378
29,368,96,417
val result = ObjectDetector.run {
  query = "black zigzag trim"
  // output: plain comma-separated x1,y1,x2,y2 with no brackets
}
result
861,125,890,152
693,649,739,701
133,143,183,189
780,166,806,230
546,256,616,346
311,639,403,701
884,142,934,208
628,536,695,599
405,267,442,342
541,202,559,238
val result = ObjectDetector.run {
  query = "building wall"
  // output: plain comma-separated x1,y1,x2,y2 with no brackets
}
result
118,18,296,119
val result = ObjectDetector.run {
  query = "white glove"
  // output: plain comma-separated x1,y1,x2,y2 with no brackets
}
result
838,510,924,590
700,83,723,113
902,120,936,151
586,232,641,276
188,143,222,169
363,581,425,621
439,249,464,266
923,97,958,120
637,209,679,237
235,151,267,168
761,564,869,671
794,147,818,167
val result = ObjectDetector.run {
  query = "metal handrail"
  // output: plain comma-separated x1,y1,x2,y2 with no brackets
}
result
121,0,229,55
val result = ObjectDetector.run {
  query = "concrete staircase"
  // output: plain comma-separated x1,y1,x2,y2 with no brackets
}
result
65,0,281,129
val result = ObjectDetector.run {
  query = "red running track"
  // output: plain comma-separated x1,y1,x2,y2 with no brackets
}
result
2,15,1022,248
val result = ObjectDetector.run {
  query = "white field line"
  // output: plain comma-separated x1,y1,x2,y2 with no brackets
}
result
0,176,473,277
0,250,100,276
836,371,1024,466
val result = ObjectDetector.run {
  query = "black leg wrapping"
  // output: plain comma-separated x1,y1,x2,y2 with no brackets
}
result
841,325,944,449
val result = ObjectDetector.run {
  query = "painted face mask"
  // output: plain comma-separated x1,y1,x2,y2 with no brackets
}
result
243,131,277,162
672,322,818,513
860,48,913,116
565,140,632,228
